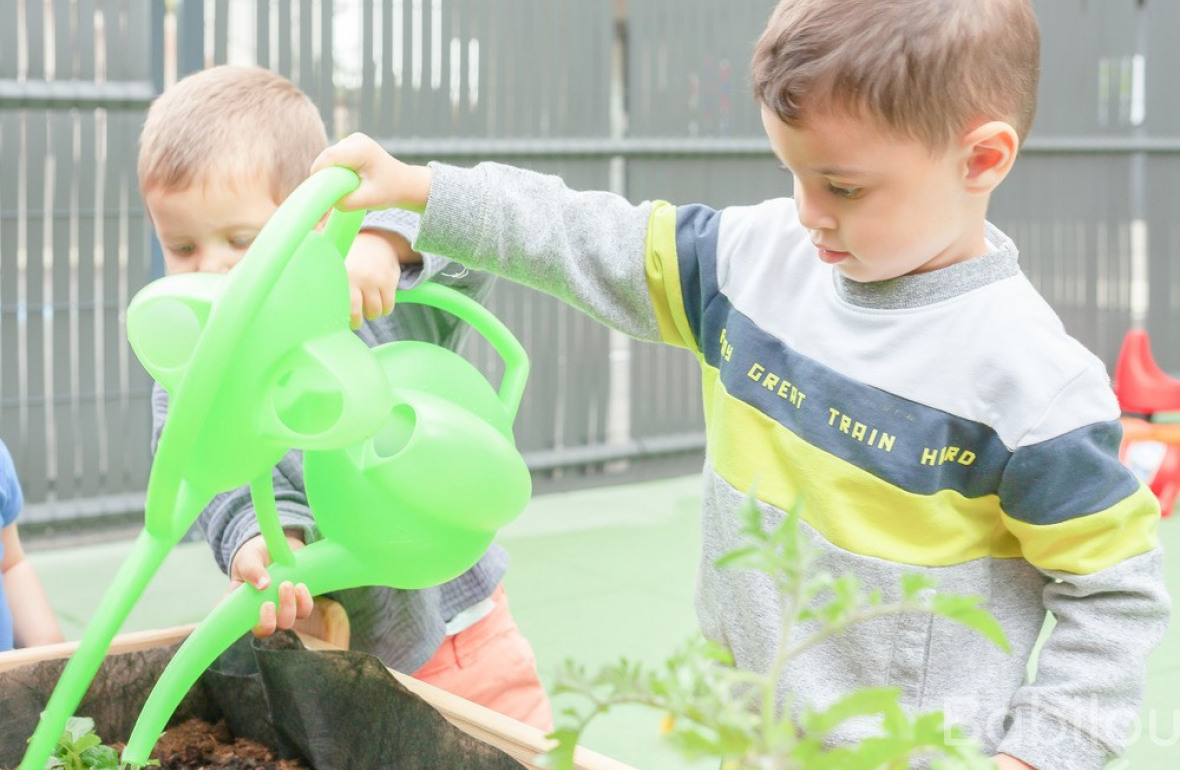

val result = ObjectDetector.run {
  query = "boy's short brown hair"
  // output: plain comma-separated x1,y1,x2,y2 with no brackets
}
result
751,0,1040,149
138,65,327,201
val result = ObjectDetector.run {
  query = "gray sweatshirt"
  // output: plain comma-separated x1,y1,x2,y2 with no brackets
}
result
409,160,1171,769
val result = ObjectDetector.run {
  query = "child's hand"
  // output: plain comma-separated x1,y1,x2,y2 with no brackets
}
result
228,533,314,637
345,230,402,329
992,755,1036,769
311,132,433,213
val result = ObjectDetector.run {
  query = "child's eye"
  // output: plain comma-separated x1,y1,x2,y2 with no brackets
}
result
827,183,861,199
168,244,195,256
230,235,256,249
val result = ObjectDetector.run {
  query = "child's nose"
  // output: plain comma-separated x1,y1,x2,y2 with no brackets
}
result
198,246,237,274
794,183,836,232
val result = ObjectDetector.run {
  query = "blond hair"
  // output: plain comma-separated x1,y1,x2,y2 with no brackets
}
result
751,0,1041,149
138,65,327,200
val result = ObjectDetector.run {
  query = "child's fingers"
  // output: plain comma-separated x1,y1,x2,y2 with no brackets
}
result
349,285,364,330
310,132,372,176
362,286,385,321
231,546,272,591
379,282,397,317
312,134,381,211
293,584,314,621
274,581,300,630
254,601,278,637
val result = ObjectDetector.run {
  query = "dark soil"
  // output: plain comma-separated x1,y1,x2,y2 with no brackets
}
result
114,717,307,770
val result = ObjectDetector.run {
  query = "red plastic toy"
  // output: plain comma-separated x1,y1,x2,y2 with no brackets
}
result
1113,329,1180,416
1113,329,1180,517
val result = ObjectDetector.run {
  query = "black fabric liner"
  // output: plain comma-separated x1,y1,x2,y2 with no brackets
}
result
0,630,526,769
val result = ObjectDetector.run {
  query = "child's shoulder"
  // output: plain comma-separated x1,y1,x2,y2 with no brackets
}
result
954,273,1116,440
0,439,22,524
712,196,811,265
716,197,801,235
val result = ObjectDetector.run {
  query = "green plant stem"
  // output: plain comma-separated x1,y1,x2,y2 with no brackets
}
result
785,599,930,662
760,570,806,759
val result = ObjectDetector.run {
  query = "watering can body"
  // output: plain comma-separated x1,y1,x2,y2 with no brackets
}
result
20,166,532,770
306,339,532,587
129,227,393,530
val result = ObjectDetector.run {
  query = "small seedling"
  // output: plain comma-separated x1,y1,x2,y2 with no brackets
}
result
542,497,1009,770
42,716,158,770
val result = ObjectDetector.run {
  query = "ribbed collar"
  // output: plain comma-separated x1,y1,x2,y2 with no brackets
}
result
834,222,1020,309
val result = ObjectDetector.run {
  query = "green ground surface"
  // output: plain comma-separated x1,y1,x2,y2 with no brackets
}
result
25,474,1180,769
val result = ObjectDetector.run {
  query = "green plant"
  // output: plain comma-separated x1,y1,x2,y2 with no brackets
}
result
43,716,157,770
542,498,1010,770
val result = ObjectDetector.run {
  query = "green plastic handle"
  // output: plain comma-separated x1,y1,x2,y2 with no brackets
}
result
151,167,364,507
393,282,529,422
18,169,369,770
322,206,366,258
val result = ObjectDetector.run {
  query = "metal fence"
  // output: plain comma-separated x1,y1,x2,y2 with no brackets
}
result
0,1,159,524
2,0,1179,526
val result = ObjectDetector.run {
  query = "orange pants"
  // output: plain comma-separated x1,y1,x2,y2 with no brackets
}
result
412,584,553,732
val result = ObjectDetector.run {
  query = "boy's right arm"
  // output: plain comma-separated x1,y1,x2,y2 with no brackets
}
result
313,133,433,213
314,134,672,345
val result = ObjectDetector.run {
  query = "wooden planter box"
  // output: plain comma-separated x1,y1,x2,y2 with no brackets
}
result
0,626,636,770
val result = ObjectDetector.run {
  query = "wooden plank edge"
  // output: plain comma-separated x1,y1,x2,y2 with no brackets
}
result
0,626,640,770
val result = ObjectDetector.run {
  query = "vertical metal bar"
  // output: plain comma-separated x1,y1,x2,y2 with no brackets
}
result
452,0,466,133
25,110,49,503
256,0,271,69
0,0,14,76
25,0,45,80
361,0,375,130
480,0,498,137
53,0,73,80
51,106,75,501
177,0,205,78
0,111,18,454
380,0,395,135
419,0,435,135
298,0,314,92
75,104,100,499
402,0,416,135
149,0,165,93
320,0,334,136
213,0,229,66
438,0,453,131
278,0,292,76
106,6,132,492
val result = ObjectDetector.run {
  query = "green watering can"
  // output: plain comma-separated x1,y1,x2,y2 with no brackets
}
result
19,168,531,769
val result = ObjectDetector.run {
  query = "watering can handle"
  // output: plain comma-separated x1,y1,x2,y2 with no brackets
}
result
301,169,529,420
393,282,529,422
322,206,366,259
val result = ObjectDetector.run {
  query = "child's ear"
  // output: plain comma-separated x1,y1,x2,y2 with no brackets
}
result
961,121,1019,194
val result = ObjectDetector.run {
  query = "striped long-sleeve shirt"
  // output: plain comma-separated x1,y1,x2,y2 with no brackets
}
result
412,160,1170,769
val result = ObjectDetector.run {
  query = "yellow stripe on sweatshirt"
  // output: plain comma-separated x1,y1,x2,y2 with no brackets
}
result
644,201,699,353
704,366,1158,574
1000,484,1159,575
703,367,1019,567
